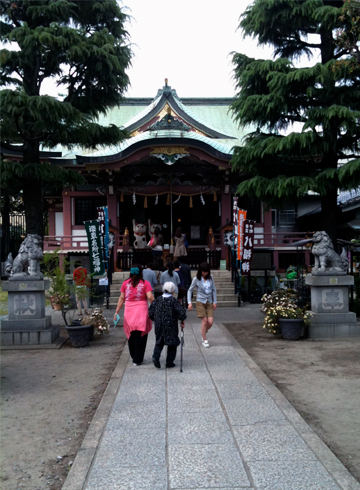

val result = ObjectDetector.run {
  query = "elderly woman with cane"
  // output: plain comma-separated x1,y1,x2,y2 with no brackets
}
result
114,264,154,366
187,262,217,348
149,282,187,369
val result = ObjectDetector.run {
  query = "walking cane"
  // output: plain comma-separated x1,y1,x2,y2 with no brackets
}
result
180,321,185,372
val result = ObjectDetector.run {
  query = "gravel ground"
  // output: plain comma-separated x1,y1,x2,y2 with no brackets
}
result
0,309,126,490
223,317,360,483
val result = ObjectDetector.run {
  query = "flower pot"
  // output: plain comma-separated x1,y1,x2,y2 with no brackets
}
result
279,318,304,340
52,303,62,311
66,324,93,348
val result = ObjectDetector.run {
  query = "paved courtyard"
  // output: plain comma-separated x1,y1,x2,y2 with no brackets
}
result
63,314,360,490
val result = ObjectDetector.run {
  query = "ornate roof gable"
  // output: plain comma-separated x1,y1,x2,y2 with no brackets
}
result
147,112,191,132
127,80,235,140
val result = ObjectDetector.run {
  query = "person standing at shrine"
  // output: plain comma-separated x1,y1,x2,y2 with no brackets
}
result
73,261,89,315
114,265,154,366
150,226,164,261
174,227,187,260
187,262,217,347
160,262,180,299
142,262,158,295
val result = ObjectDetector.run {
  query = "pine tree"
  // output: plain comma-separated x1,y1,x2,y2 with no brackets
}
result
336,0,360,63
231,0,360,245
0,0,132,239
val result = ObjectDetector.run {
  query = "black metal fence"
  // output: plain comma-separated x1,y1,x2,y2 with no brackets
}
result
117,248,222,271
0,213,26,262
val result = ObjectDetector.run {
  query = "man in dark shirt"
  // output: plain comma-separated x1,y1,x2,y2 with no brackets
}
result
179,257,191,307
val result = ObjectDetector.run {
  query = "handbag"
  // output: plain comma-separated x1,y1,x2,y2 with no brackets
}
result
184,235,189,248
148,237,155,247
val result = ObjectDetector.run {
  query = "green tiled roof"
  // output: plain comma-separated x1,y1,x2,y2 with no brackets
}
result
47,89,254,161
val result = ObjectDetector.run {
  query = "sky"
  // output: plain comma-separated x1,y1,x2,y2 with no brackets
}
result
38,0,275,99
123,0,274,98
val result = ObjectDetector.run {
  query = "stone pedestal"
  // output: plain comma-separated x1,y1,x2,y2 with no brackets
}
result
0,280,60,346
305,275,360,339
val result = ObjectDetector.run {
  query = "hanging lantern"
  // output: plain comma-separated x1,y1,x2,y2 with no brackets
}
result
213,190,217,202
144,196,148,208
189,196,193,208
120,191,124,202
166,193,170,205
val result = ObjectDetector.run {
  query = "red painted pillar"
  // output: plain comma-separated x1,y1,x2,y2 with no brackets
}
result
273,250,279,270
107,192,117,228
48,207,55,236
62,189,72,249
107,192,118,269
220,189,232,261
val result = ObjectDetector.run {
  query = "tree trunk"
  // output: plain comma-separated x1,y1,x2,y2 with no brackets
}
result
320,188,339,250
22,140,44,239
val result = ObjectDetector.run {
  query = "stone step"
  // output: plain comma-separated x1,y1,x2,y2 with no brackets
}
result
110,283,235,292
111,278,234,286
111,270,231,280
107,298,239,308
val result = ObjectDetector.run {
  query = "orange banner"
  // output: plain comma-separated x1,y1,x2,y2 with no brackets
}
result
237,209,247,261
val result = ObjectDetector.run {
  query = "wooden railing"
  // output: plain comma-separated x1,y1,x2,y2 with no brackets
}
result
255,232,313,247
43,231,313,252
43,235,89,251
116,248,222,271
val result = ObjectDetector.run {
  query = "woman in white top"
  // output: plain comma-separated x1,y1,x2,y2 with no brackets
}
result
187,262,217,347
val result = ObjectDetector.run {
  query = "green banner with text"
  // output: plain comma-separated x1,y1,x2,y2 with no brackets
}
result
85,220,105,276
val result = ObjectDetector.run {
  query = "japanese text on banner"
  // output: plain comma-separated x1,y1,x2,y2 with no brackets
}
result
237,209,247,261
241,219,255,275
97,206,109,260
85,220,105,276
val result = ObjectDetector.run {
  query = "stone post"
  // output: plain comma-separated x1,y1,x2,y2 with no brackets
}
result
0,280,60,346
305,275,360,339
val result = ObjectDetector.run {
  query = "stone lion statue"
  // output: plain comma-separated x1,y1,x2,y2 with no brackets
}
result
5,234,44,280
312,231,348,275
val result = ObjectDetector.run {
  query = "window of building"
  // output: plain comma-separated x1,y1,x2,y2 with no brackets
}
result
278,210,297,226
74,197,106,225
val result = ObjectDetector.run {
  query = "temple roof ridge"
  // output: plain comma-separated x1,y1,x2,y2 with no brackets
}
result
123,80,235,140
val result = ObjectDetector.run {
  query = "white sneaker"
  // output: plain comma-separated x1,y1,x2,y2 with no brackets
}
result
202,340,209,348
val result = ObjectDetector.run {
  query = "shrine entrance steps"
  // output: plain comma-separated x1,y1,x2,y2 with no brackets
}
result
108,270,238,308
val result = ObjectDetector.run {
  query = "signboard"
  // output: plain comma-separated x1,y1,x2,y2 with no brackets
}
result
97,206,109,260
237,209,247,261
233,197,238,251
220,260,227,271
241,219,255,275
85,220,105,275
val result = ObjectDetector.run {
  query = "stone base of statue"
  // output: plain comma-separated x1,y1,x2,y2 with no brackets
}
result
0,280,60,346
305,275,360,339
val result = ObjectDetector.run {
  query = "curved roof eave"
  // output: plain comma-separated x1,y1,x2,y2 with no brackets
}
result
75,131,233,165
125,92,235,140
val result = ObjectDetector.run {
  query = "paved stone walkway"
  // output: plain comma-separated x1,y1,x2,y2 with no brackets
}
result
77,317,359,490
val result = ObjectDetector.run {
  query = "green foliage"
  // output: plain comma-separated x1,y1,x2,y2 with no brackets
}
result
0,0,132,236
231,0,360,239
261,289,311,334
42,249,73,325
336,0,360,64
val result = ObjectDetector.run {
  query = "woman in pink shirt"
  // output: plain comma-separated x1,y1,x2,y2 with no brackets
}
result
114,264,154,365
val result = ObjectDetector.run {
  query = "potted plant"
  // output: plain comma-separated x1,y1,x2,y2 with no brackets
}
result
81,308,110,337
43,251,73,326
65,308,109,348
261,289,311,340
